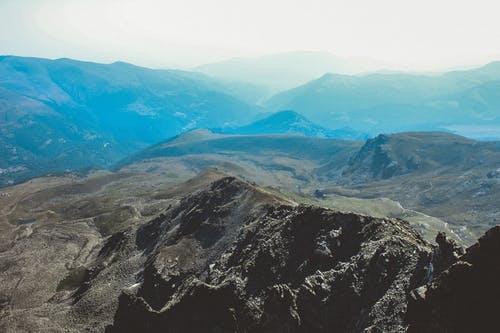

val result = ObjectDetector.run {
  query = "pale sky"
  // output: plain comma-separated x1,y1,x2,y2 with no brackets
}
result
1,0,500,70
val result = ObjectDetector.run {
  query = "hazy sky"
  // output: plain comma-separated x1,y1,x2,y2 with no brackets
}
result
1,0,500,70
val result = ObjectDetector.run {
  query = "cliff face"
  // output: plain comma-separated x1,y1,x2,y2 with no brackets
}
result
407,225,500,333
107,177,433,332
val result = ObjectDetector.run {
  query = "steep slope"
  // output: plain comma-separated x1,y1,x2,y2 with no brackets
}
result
265,62,500,136
215,110,368,139
0,170,236,332
106,176,432,332
407,226,500,332
0,56,261,187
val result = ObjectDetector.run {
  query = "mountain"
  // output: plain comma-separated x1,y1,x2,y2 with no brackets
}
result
0,170,432,332
214,110,369,139
265,62,500,137
0,56,261,187
195,51,386,95
320,132,500,241
107,177,432,333
341,132,500,181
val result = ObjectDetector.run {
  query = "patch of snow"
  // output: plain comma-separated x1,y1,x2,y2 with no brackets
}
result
0,166,28,174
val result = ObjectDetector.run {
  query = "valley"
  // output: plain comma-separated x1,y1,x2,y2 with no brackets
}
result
117,129,500,244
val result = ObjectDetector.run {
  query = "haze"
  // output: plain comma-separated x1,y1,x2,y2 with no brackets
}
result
1,0,500,70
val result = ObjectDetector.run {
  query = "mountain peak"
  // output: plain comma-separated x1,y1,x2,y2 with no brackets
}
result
215,110,367,140
262,109,306,121
107,175,432,332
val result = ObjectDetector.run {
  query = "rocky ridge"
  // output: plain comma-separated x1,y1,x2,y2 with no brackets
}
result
106,176,434,332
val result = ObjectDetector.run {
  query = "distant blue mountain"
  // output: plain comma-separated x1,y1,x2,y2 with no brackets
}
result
265,62,500,137
215,110,368,140
0,56,261,186
194,51,386,93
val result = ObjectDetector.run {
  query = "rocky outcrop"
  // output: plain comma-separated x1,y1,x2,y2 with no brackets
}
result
431,231,464,275
342,134,400,181
407,225,500,332
107,176,433,332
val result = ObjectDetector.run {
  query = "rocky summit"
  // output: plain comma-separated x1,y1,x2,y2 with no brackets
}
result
106,176,434,332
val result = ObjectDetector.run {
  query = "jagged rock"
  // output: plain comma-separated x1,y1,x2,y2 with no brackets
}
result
107,177,433,332
432,231,465,275
406,225,500,332
343,134,399,181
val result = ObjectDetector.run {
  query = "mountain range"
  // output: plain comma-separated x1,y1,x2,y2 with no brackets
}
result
266,61,500,136
4,55,500,187
194,51,386,96
0,56,265,186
